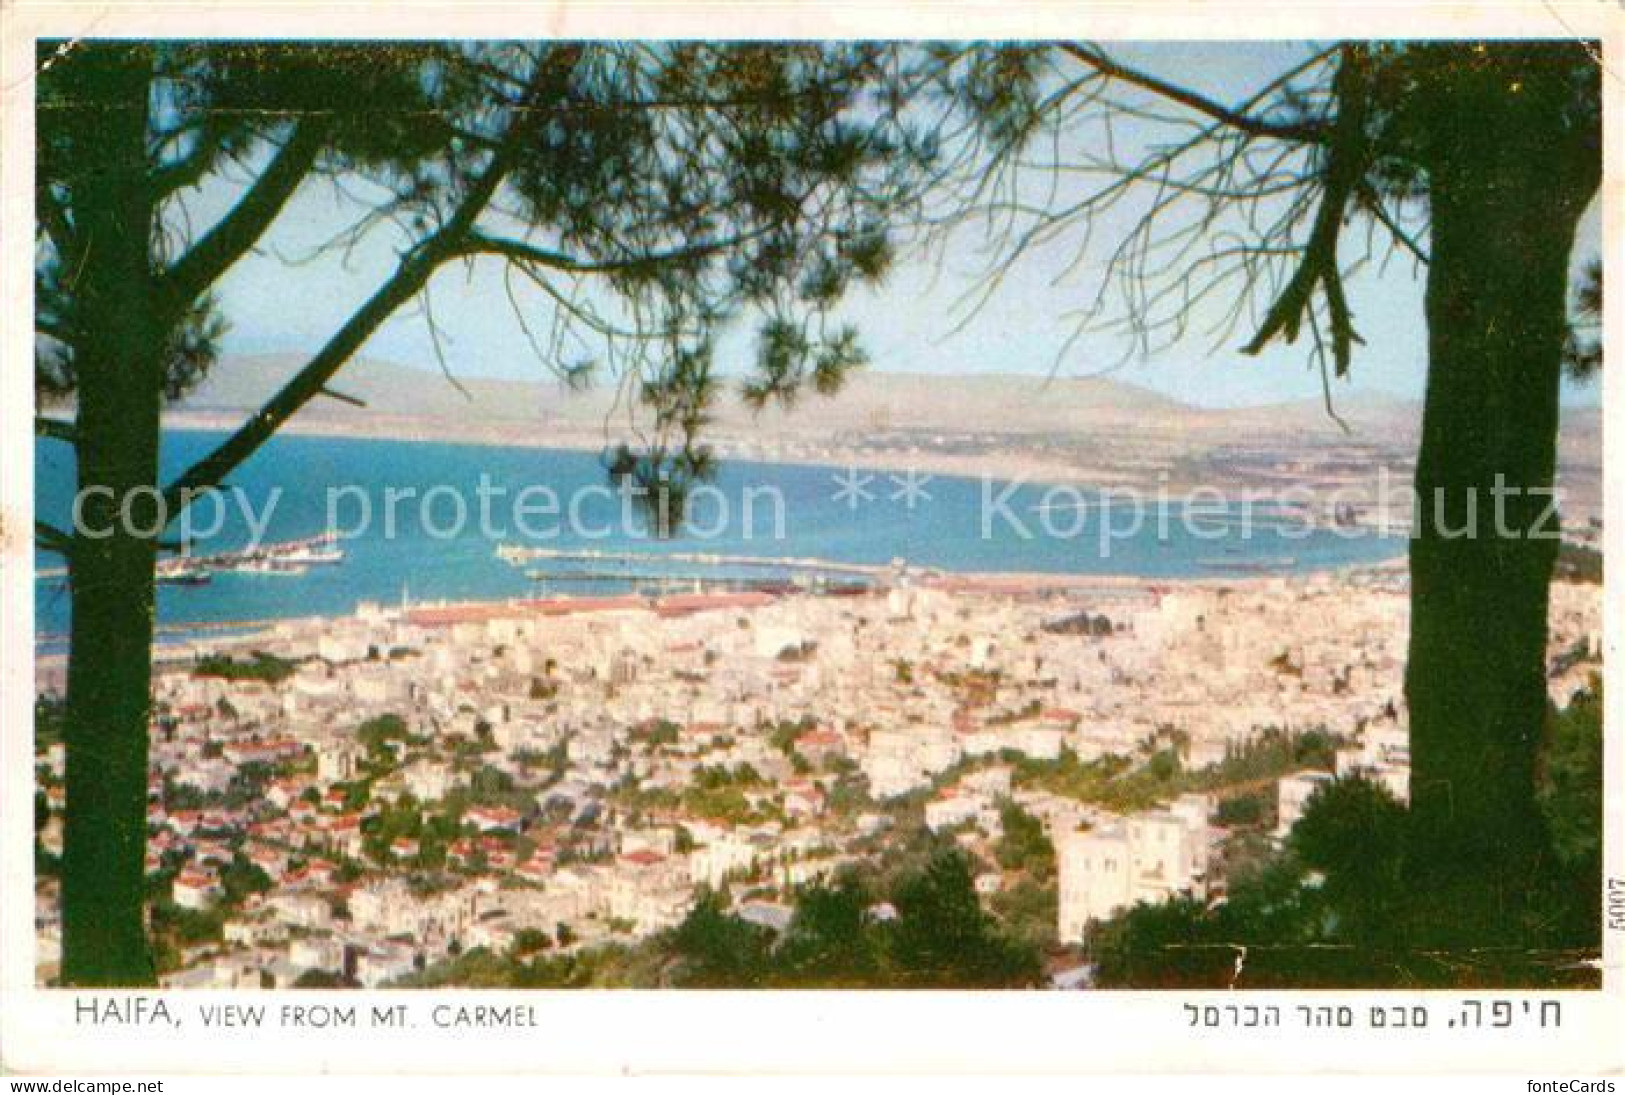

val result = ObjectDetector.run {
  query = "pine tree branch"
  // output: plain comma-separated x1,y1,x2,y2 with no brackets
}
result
159,235,458,510
459,229,752,275
160,48,585,512
1058,44,1329,144
158,119,330,310
1241,46,1371,375
148,127,228,198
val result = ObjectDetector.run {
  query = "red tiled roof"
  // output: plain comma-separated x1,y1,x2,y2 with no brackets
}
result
798,729,843,747
655,592,775,616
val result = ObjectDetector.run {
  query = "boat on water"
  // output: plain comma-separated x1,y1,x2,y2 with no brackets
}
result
142,530,344,583
157,569,212,587
278,547,345,565
229,559,310,577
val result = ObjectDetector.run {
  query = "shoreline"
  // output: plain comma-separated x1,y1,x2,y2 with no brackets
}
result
153,412,1169,493
33,558,1412,669
148,412,1399,507
138,413,1426,540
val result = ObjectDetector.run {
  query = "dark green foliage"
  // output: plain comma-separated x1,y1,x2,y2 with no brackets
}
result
411,844,1045,989
221,760,273,810
660,846,1040,988
667,889,776,987
634,719,681,747
693,763,763,789
293,970,348,989
162,778,206,813
1041,611,1114,637
1287,777,1408,945
931,43,1048,151
1145,748,1181,782
679,785,758,825
35,696,67,748
987,874,1059,952
774,871,882,986
192,651,300,685
468,765,517,802
1015,729,1340,814
767,716,815,754
993,798,1055,880
401,942,670,989
1089,895,1236,989
361,798,438,865
678,763,771,824
1213,790,1269,829
446,775,534,825
511,928,555,957
1536,678,1604,942
887,847,1041,988
1540,677,1603,871
35,844,62,881
823,770,873,817
149,900,225,948
218,855,272,907
355,713,414,762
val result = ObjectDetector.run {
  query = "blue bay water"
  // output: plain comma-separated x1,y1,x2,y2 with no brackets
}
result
34,430,1403,638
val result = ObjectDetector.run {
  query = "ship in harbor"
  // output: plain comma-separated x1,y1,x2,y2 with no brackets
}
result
154,531,344,583
155,566,212,587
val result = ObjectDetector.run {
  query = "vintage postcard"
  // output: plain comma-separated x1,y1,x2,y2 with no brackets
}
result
1,0,1621,1080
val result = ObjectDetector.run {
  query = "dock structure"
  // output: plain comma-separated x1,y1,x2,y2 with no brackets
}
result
38,531,345,586
494,542,900,580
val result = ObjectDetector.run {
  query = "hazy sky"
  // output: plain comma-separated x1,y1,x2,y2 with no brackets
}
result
200,42,1602,410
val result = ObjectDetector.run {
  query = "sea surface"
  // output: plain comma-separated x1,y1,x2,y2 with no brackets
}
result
34,430,1404,641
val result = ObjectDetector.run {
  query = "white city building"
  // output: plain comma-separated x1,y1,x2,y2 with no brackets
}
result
1057,794,1214,943
1275,770,1336,838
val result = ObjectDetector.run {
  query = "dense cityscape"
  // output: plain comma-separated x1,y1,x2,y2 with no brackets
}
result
33,562,1603,988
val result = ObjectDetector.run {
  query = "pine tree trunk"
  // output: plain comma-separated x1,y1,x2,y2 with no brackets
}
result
1404,52,1598,926
58,47,164,986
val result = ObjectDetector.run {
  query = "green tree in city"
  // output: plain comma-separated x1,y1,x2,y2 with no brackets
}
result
667,888,774,988
887,846,1042,988
1288,776,1409,946
219,855,274,907
1536,676,1604,942
993,798,1056,880
775,870,883,986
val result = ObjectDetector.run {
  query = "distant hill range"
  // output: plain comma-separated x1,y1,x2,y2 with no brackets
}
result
171,352,1597,446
